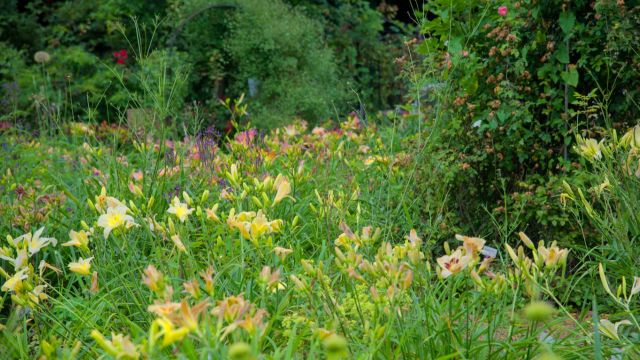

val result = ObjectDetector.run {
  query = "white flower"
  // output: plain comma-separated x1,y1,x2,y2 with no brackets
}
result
13,227,57,256
97,206,137,239
167,196,194,223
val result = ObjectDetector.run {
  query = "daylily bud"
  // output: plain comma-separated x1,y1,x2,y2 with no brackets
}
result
129,200,139,213
599,263,615,299
200,190,210,203
290,275,308,292
523,301,555,322
81,221,91,231
323,334,348,359
87,199,96,212
251,196,263,208
301,260,315,276
505,244,518,264
401,270,413,290
228,342,252,360
443,242,451,255
182,191,193,206
518,232,535,249
168,218,176,235
261,192,270,208
470,269,483,286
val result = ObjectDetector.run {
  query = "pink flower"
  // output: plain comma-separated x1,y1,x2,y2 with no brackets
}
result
498,6,508,16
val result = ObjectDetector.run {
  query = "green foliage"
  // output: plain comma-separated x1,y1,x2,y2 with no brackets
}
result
225,0,345,128
1,0,410,129
292,0,410,111
408,0,640,243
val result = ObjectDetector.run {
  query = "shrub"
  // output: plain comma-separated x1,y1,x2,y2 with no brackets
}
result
407,0,640,243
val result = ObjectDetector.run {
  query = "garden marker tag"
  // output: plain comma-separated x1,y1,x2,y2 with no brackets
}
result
481,246,498,258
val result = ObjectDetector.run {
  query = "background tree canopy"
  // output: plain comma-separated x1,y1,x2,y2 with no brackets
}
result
0,0,413,128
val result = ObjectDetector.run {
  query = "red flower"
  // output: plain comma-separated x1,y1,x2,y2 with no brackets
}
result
113,49,128,64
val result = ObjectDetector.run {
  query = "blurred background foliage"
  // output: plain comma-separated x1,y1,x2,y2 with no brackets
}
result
0,0,414,129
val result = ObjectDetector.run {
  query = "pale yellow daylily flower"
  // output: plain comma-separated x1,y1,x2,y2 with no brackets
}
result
97,206,137,239
12,227,57,256
63,229,90,250
94,187,128,214
0,247,28,271
632,277,640,297
1,268,28,293
227,209,282,240
273,175,291,205
599,319,632,340
576,136,604,161
437,249,472,278
537,241,568,268
455,234,486,256
68,257,93,275
167,196,194,223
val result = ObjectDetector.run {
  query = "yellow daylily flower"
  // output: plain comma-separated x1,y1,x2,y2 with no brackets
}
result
273,175,291,205
97,206,137,239
63,229,90,250
68,257,93,275
228,209,283,240
167,196,194,223
0,247,28,271
152,317,190,347
90,330,140,359
575,136,604,161
1,268,28,293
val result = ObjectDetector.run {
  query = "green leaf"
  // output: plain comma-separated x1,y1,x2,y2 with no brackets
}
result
559,11,576,35
561,67,579,87
556,43,570,64
497,110,509,123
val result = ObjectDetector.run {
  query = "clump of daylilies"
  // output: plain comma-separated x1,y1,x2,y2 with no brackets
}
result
91,262,271,358
0,227,57,306
505,232,569,299
596,264,640,342
434,234,507,294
